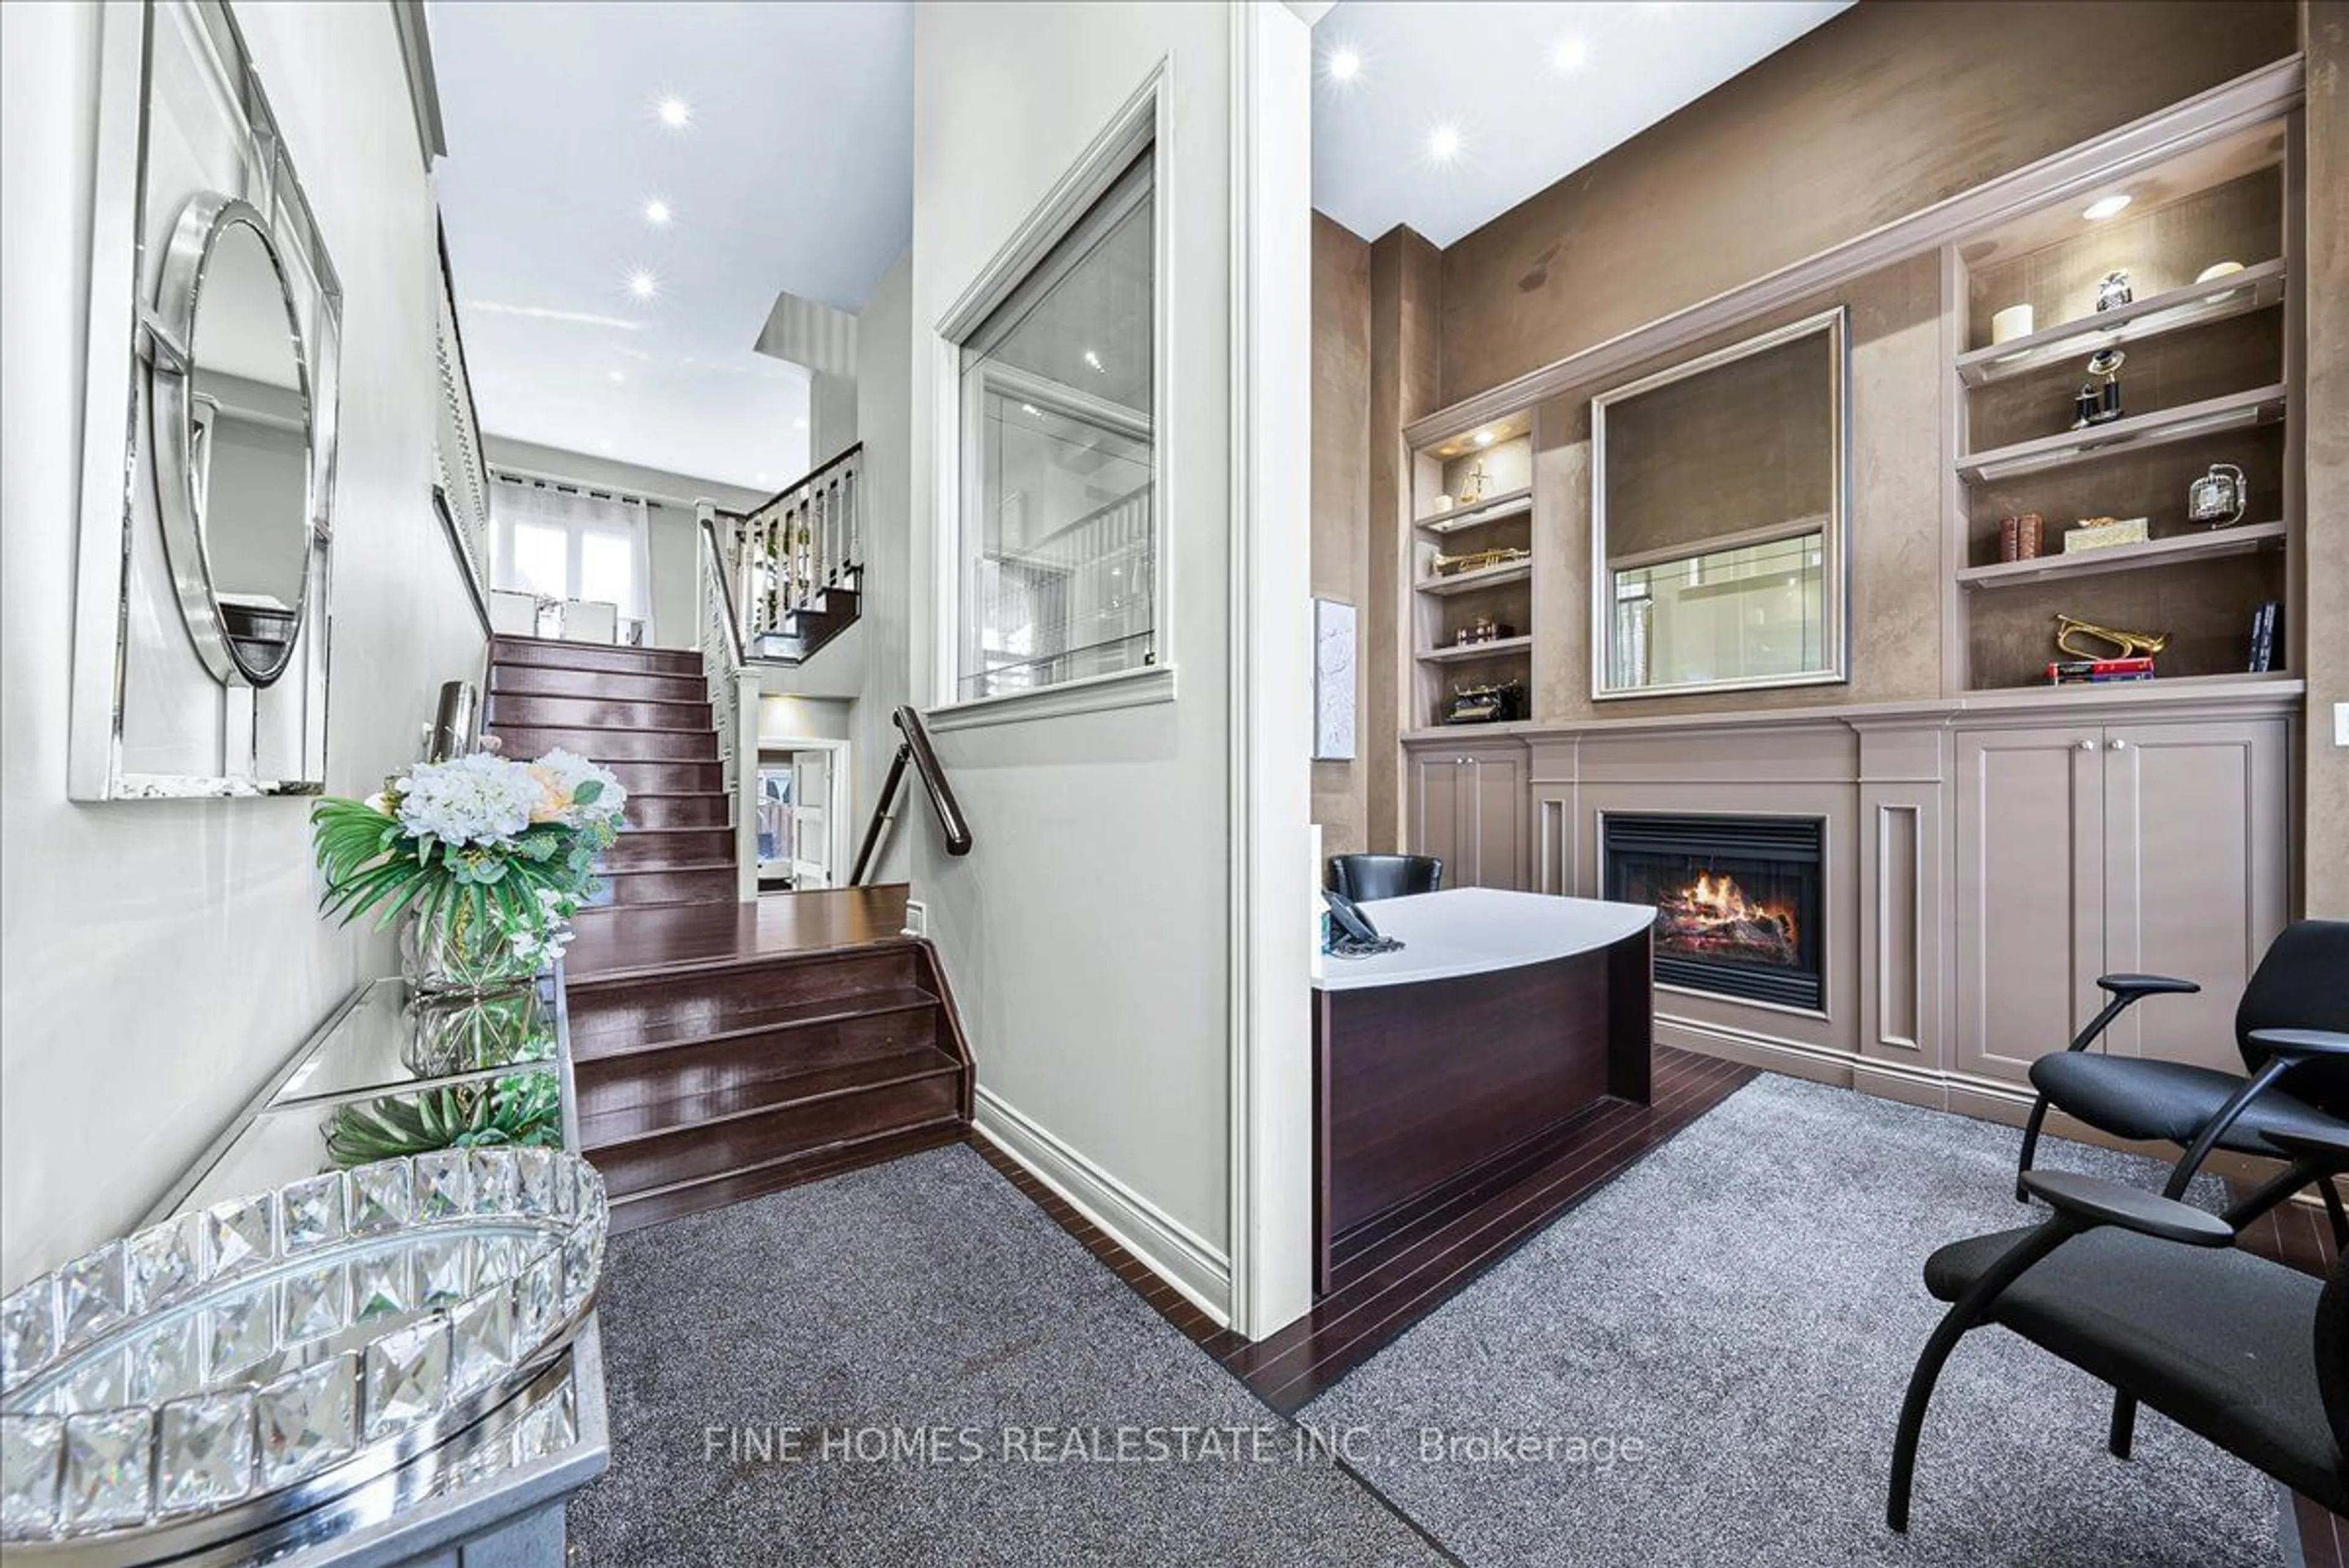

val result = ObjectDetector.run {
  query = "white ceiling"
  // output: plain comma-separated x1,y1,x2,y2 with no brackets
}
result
428,1,914,492
1312,1,1852,248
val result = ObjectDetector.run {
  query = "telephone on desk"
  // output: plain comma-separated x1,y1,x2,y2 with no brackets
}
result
1322,888,1404,959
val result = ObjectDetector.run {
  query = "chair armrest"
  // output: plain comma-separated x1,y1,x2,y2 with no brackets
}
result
2062,974,2201,1053
2263,1124,2349,1170
2249,1027,2349,1062
2021,1170,2235,1246
2097,973,2200,998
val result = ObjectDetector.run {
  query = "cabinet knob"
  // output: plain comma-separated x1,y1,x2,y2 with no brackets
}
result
2109,738,2127,751
2077,740,2095,751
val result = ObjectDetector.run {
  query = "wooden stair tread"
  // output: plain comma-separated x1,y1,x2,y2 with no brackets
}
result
571,984,941,1057
604,1120,965,1227
581,1045,961,1148
563,934,924,986
599,860,737,875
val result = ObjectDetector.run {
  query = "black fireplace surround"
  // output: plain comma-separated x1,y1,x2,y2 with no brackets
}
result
1604,814,1824,1010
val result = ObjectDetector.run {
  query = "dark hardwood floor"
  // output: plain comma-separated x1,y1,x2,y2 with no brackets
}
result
565,883,911,980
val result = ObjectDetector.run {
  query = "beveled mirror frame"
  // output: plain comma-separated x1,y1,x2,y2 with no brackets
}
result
1587,307,1851,702
150,191,319,687
69,0,343,800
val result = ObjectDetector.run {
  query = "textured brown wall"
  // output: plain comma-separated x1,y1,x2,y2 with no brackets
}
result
1364,226,1442,853
2304,0,2348,916
1439,0,2301,406
1311,214,1371,859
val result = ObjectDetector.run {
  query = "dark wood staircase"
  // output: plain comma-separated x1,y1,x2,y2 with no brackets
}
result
483,637,971,1231
749,577,861,665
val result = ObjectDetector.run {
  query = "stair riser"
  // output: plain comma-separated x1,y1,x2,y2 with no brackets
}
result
490,638,699,675
605,828,736,867
622,794,731,830
487,694,713,730
596,867,738,906
588,1072,962,1197
489,724,718,762
491,664,708,703
573,1010,943,1120
607,1123,963,1234
570,949,921,1044
601,760,724,793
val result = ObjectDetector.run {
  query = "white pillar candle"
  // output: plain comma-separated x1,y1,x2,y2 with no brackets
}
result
1990,303,2035,344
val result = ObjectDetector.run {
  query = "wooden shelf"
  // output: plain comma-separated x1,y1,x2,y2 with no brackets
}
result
1417,635,1532,665
1414,488,1533,535
1956,260,2287,387
1954,383,2288,484
1956,521,2287,590
1416,559,1532,597
1964,670,2298,700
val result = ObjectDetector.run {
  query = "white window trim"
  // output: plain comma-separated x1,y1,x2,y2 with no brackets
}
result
926,62,1174,731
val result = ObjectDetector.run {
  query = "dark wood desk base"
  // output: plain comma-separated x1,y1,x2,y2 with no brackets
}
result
1313,928,1652,1296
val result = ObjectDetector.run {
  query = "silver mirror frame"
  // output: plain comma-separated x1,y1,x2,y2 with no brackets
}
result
150,190,317,687
1587,306,1852,702
67,0,343,800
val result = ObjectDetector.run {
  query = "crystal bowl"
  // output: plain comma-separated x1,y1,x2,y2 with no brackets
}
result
0,1147,605,1550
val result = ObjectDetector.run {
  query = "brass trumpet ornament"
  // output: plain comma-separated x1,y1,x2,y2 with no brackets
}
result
1431,544,1531,578
2055,614,2169,661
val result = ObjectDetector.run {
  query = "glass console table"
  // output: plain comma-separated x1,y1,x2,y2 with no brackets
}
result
127,972,609,1568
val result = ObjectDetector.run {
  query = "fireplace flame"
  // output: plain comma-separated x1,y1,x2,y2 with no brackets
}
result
1659,870,1800,962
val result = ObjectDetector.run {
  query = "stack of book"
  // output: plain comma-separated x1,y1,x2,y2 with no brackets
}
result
2047,656,2156,685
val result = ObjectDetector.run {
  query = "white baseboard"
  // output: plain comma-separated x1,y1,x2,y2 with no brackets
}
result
972,1085,1233,1327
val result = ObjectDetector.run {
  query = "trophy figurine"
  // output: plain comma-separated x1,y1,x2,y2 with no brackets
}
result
2096,269,2133,311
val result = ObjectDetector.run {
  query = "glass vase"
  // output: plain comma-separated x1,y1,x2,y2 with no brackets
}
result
399,906,536,999
401,987,554,1077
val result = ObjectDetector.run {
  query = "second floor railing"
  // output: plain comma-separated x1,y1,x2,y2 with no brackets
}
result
725,443,864,648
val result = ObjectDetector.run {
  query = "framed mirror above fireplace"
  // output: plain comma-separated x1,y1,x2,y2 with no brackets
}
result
1589,308,1850,702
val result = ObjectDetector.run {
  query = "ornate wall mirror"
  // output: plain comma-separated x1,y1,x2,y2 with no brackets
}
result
69,0,343,798
1589,308,1850,700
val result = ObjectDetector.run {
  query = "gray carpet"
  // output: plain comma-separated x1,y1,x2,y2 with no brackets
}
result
1301,1072,2283,1568
566,1144,1448,1567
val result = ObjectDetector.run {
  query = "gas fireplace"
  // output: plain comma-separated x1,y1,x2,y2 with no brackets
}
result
1604,814,1824,1009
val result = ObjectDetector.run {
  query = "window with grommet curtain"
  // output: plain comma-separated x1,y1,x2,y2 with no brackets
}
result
488,474,655,637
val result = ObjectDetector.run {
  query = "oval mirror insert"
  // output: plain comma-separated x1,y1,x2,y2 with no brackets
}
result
155,195,314,686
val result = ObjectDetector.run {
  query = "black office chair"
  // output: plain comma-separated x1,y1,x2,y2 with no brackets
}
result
1888,1125,2349,1535
2016,920,2349,1230
1328,854,1442,902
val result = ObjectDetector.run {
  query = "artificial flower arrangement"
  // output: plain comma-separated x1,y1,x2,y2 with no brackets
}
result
311,747,628,990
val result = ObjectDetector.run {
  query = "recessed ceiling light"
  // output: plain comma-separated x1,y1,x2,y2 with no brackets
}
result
655,97,691,129
793,417,808,431
608,370,625,384
2082,194,2132,221
1472,429,1496,447
1083,349,1105,373
755,472,770,484
1327,46,1360,83
626,269,658,300
1554,36,1589,71
1022,403,1041,417
1428,124,1462,163
598,439,614,452
644,198,672,226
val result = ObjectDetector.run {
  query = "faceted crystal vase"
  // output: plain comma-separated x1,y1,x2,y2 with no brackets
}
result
399,907,537,1000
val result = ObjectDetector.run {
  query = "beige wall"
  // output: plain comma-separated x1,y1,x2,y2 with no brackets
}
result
1310,214,1371,858
1438,0,2300,406
1363,226,1442,852
1,4,483,1287
2304,0,2348,917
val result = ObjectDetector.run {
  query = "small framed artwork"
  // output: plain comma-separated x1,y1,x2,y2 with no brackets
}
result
1313,598,1357,760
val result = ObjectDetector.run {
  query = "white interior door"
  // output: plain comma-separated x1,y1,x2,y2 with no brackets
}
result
791,750,831,889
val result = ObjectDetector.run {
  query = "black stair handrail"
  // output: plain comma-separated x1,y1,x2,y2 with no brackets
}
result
851,706,973,884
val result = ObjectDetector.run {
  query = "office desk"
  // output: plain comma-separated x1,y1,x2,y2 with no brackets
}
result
1310,888,1655,1295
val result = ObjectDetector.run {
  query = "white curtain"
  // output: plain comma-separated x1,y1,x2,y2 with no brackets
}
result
489,477,654,631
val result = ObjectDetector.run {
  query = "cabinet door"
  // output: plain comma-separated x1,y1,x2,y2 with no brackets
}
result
2102,720,2288,1074
1953,727,2105,1088
1461,752,1527,890
1409,754,1463,877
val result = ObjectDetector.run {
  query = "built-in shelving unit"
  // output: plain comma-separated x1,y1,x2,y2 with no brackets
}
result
1406,414,1538,726
1946,114,2297,693
1954,383,2288,484
1955,519,2286,589
1952,258,2287,387
1418,634,1534,666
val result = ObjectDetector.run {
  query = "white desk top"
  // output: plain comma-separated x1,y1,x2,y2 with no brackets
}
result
1311,886,1656,993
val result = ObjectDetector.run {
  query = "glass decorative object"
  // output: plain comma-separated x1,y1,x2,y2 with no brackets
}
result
399,907,538,1000
0,1148,604,1550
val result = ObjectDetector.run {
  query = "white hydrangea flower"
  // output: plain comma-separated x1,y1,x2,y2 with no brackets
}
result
392,752,546,849
526,748,628,828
